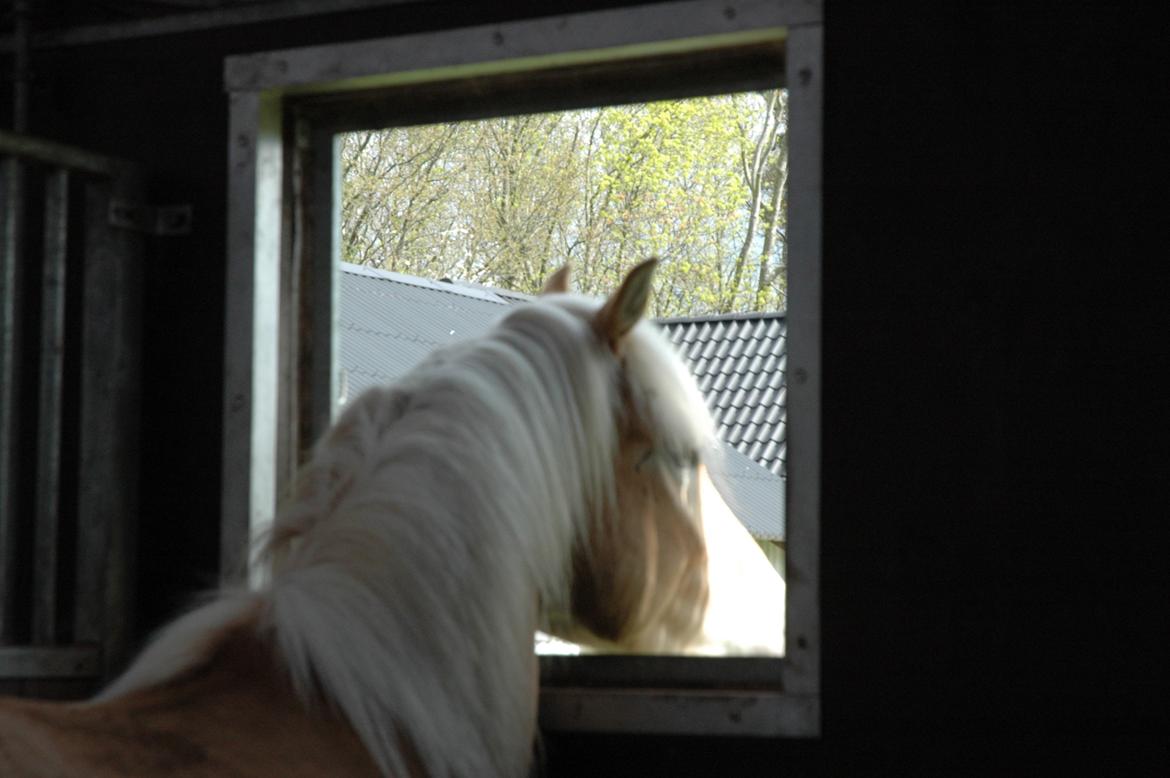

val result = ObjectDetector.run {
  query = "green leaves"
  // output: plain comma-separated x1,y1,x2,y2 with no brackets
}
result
340,90,789,316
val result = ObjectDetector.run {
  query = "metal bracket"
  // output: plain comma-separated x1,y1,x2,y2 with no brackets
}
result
108,200,193,236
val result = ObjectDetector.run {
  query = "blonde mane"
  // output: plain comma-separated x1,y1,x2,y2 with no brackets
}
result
99,284,715,776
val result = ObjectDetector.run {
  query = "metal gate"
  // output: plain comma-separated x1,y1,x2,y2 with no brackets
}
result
0,131,143,699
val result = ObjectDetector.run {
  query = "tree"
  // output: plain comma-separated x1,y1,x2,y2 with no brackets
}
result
340,89,789,317
732,89,788,313
341,124,468,273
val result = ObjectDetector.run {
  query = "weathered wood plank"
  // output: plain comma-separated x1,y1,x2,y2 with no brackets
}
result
299,127,339,457
780,23,822,706
221,91,283,584
294,40,786,136
540,687,818,737
18,677,98,700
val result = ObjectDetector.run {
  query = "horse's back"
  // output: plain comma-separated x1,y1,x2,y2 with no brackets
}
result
0,694,377,777
0,625,383,777
0,698,75,777
0,693,251,777
0,696,171,778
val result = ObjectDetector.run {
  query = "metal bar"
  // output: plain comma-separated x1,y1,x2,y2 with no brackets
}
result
13,0,30,133
73,180,112,649
33,168,70,645
0,645,100,679
76,174,144,679
221,91,283,584
0,156,25,644
0,131,128,178
780,23,822,710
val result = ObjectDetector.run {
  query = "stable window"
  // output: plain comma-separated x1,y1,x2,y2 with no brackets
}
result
221,0,821,737
336,92,790,659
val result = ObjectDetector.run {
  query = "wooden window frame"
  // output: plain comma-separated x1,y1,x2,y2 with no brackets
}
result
221,0,821,737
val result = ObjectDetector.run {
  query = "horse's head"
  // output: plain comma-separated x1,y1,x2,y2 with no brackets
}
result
539,260,712,653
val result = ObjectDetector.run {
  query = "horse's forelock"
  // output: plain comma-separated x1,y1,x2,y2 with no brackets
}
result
532,295,715,461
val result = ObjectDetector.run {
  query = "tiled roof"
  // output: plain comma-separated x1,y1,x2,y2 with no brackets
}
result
338,263,785,541
659,313,787,477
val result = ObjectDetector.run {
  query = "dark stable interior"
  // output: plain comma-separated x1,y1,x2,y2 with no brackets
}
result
0,2,1163,773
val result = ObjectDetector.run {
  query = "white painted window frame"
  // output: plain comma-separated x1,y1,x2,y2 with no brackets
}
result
221,0,821,737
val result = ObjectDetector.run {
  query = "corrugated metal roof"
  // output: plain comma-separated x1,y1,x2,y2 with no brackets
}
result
707,444,785,542
339,265,516,398
659,312,787,477
338,263,785,541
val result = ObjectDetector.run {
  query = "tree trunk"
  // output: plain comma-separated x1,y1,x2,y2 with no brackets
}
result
729,90,782,311
755,143,788,311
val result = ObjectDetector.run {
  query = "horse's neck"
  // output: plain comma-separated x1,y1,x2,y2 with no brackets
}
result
0,623,385,778
258,385,555,775
267,549,543,777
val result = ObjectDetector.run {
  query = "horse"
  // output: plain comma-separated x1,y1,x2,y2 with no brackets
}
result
0,259,754,776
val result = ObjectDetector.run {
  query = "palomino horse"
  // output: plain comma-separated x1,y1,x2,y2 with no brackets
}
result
0,259,763,776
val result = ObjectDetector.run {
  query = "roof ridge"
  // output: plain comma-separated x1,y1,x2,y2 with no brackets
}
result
343,264,786,322
658,310,787,324
341,262,516,306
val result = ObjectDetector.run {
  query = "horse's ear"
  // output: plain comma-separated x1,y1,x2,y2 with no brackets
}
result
594,258,658,351
541,264,572,295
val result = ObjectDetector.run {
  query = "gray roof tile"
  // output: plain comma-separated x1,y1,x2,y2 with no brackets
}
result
338,263,786,540
658,310,787,477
